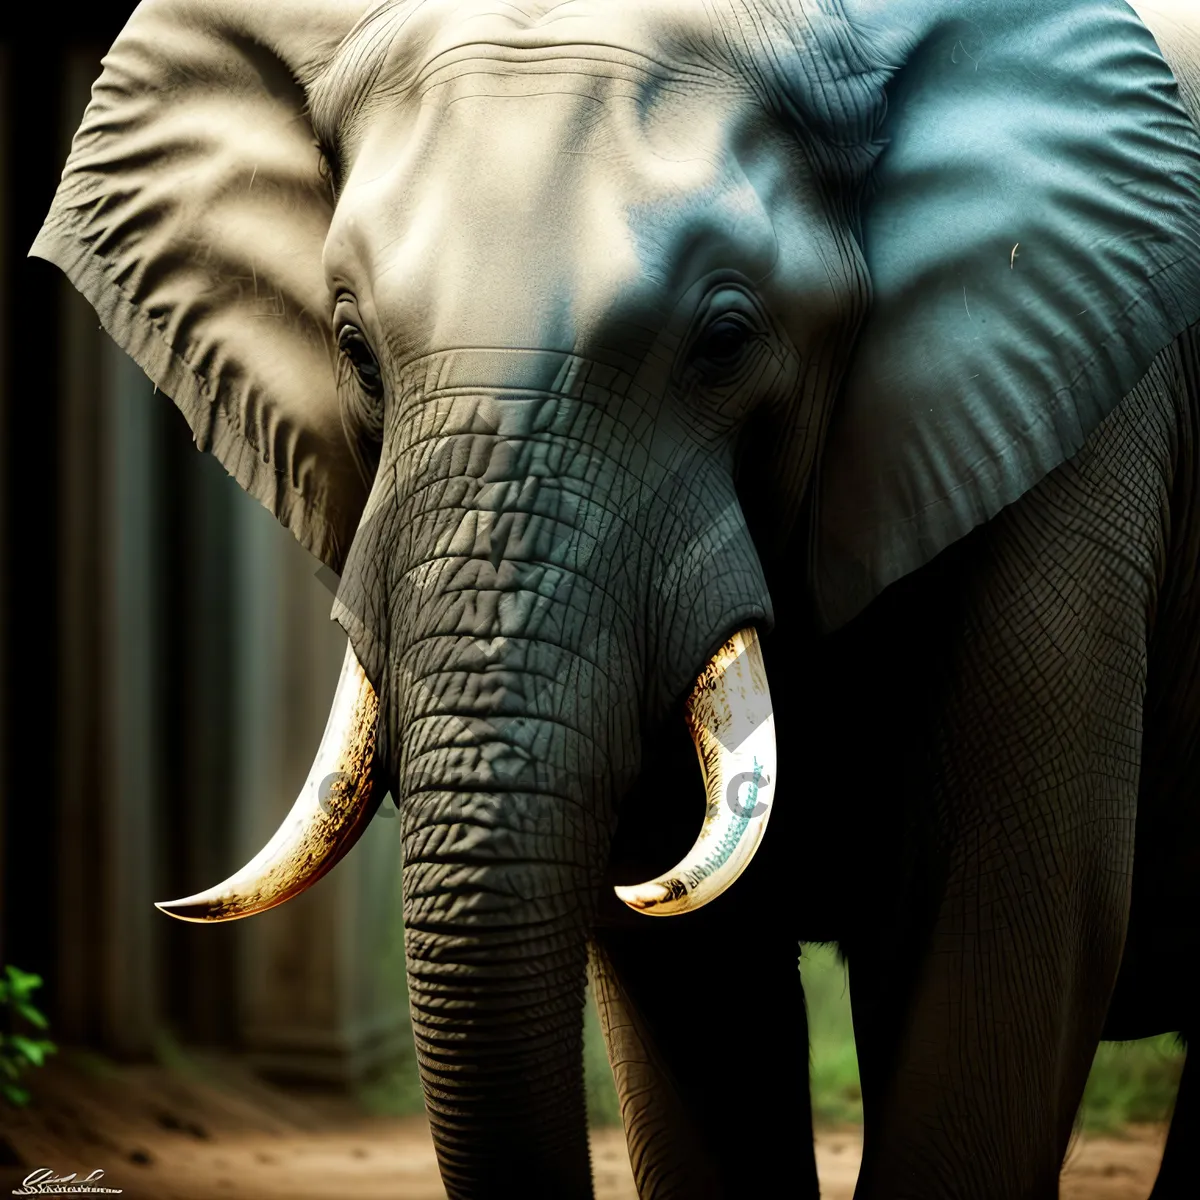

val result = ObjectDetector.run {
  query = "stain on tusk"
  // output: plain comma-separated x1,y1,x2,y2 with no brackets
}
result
615,625,775,917
155,641,380,923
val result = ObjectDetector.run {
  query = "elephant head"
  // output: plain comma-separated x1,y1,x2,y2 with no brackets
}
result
34,0,1200,1192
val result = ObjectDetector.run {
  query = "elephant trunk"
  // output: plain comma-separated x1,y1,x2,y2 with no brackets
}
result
402,782,600,1194
396,636,628,1197
363,384,641,1194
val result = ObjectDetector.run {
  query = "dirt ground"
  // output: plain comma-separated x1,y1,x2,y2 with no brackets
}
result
0,1054,1170,1199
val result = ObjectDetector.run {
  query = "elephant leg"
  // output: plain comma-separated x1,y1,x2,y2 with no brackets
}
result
846,601,1144,1199
588,914,818,1200
1149,1035,1195,1199
843,376,1180,1199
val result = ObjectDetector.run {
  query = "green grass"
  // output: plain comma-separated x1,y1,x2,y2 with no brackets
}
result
357,943,1186,1134
358,1044,427,1117
1077,1034,1184,1133
583,992,623,1128
801,943,863,1126
797,942,1186,1133
575,948,866,1129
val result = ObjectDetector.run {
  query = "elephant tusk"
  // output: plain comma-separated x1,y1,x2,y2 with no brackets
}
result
614,626,775,917
155,641,381,923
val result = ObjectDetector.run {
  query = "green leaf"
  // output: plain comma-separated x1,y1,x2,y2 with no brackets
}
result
10,1037,47,1067
1,1082,31,1107
4,967,44,1000
14,1003,49,1030
0,1058,20,1080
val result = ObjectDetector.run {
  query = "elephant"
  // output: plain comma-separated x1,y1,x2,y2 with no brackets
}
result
31,0,1200,1195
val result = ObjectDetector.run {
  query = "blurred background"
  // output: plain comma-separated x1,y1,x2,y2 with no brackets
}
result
0,8,1185,1198
0,3,421,1098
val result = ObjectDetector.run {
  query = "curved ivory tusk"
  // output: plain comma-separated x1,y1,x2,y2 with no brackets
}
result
155,641,381,923
614,626,775,917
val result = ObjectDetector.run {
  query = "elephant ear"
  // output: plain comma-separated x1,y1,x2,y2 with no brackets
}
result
807,0,1200,631
31,0,374,570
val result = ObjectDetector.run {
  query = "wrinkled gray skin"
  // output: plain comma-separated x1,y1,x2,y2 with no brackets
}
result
237,5,1200,1200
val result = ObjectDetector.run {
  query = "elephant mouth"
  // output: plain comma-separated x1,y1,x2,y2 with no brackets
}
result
154,627,776,923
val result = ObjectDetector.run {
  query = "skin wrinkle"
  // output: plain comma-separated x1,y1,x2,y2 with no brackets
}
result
397,552,643,634
410,628,619,686
403,755,592,800
400,734,609,792
405,877,584,911
419,58,701,99
379,379,763,652
320,45,724,189
405,887,588,925
405,709,610,761
406,819,600,852
393,469,659,574
388,402,648,480
392,591,628,671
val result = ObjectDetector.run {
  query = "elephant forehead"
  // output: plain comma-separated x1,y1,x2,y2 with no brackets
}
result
317,0,733,107
326,63,781,355
313,0,774,185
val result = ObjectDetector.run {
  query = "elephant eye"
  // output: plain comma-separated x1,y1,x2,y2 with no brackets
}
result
693,316,756,369
338,325,383,397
